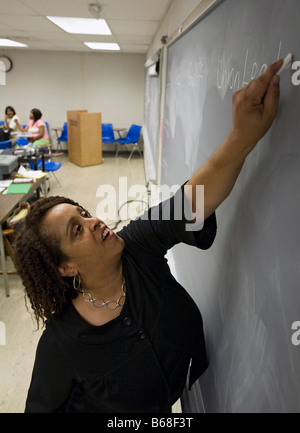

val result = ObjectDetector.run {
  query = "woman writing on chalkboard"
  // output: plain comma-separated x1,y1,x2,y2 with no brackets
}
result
14,60,283,413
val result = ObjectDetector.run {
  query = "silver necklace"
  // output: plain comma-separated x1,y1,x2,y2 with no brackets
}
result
73,274,126,310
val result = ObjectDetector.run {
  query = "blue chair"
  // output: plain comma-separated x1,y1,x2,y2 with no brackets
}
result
43,160,62,187
44,121,50,143
15,136,29,147
102,123,116,143
53,122,68,151
116,124,142,161
29,155,62,188
0,139,12,149
102,123,117,154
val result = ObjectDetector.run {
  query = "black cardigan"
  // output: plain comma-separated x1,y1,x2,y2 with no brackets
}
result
25,186,217,413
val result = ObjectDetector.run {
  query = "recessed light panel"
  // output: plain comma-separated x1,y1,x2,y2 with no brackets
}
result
0,39,28,47
47,16,112,35
84,42,120,51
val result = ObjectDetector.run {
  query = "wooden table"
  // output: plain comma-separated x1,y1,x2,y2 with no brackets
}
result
0,176,46,296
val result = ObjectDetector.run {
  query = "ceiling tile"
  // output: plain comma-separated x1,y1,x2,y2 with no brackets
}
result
0,0,36,15
120,44,150,54
109,20,160,36
20,0,94,17
101,0,172,20
0,0,172,53
2,15,62,32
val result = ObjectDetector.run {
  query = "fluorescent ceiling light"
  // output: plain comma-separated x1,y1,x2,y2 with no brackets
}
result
85,42,120,51
0,39,27,47
47,16,111,35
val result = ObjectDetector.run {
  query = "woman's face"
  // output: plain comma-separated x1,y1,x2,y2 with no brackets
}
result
6,109,14,118
41,203,124,276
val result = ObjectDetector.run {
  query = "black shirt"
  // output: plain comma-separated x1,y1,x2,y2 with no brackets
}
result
25,185,217,413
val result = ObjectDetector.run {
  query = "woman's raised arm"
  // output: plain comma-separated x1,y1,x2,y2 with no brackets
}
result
186,59,284,221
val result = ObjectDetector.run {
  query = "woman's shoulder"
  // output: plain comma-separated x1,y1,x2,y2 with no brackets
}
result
44,301,87,337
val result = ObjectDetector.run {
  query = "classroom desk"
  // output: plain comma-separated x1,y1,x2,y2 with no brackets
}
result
113,128,127,139
52,127,62,135
18,152,46,171
51,127,66,155
52,127,62,151
0,176,46,297
10,132,32,138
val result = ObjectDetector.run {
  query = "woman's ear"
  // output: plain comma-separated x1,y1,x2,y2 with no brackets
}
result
58,263,76,277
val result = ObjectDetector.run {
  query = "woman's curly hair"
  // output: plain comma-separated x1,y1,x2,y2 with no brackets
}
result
13,196,87,328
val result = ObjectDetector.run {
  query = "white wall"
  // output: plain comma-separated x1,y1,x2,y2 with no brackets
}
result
0,0,204,151
0,50,145,151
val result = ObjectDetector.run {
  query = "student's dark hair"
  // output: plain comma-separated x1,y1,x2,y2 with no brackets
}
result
31,108,42,122
13,196,87,328
5,106,16,115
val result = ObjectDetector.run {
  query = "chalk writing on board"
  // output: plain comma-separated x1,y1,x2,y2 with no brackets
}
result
217,41,283,98
187,59,205,89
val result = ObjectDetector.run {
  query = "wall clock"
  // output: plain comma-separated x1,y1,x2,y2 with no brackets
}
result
0,56,13,72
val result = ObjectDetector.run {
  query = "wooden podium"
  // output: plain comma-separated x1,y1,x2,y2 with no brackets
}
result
67,110,102,167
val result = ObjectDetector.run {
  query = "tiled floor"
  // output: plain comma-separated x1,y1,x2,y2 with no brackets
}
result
0,152,182,413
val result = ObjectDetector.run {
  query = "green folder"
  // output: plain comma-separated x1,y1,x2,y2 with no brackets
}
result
6,183,32,194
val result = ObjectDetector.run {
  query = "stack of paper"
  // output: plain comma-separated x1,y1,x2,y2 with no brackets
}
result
16,165,46,179
0,180,13,193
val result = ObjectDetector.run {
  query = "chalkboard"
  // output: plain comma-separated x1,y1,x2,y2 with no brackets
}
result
162,0,300,412
143,66,161,184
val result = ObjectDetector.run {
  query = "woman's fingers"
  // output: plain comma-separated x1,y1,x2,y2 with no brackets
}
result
231,58,284,146
245,59,283,105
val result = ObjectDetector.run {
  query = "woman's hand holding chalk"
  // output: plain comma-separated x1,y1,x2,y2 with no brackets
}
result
277,53,293,75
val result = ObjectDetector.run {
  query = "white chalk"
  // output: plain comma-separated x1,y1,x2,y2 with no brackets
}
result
277,53,293,75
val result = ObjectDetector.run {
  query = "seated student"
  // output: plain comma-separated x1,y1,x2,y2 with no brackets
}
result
15,108,50,149
0,126,10,142
5,106,20,134
4,105,20,145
